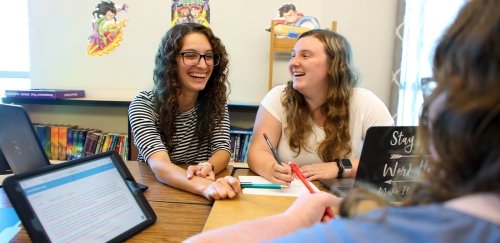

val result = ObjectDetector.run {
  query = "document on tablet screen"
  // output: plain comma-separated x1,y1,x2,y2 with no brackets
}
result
18,157,147,242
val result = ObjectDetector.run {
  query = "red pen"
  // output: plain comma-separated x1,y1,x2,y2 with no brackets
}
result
289,162,335,219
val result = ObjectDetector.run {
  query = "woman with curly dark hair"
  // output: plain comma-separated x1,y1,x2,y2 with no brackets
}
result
188,0,500,241
129,23,240,200
248,29,393,185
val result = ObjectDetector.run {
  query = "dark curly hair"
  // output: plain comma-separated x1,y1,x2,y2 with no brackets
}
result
152,23,230,151
92,1,117,20
282,29,358,162
410,0,500,205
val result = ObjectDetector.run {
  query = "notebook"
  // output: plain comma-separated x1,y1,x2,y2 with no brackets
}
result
3,151,156,243
0,104,50,180
320,126,428,202
239,175,319,197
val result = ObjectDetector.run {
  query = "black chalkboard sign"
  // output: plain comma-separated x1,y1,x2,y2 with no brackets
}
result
355,126,431,201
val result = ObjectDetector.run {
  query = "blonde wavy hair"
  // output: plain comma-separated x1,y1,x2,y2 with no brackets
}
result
282,29,358,161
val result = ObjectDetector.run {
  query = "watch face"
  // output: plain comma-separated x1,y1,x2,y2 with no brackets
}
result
341,159,352,169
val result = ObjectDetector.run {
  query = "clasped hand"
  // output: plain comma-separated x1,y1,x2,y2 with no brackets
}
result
186,164,241,201
204,176,241,201
186,163,215,181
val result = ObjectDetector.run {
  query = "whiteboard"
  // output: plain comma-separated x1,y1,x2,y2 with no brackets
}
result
28,0,396,105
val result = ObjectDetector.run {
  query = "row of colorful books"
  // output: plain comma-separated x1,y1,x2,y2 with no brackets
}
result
230,127,254,162
32,124,129,161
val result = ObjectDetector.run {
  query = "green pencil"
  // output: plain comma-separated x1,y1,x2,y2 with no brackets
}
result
240,183,290,189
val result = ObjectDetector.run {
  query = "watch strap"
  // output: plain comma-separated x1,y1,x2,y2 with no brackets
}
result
334,159,344,178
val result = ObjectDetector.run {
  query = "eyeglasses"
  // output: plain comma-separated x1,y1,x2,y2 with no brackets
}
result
178,52,220,66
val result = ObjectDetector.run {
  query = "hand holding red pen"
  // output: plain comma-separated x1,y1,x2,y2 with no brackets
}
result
285,191,340,224
289,162,335,219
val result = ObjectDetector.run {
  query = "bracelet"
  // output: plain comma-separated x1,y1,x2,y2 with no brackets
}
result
199,162,214,171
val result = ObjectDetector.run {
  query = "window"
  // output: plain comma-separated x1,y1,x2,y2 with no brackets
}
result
397,0,467,125
0,0,30,99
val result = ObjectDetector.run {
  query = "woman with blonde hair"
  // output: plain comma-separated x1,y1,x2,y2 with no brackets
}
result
248,29,393,185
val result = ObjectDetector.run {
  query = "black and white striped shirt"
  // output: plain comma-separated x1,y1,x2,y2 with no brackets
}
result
129,90,231,164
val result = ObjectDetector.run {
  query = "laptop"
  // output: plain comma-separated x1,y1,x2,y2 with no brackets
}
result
320,126,429,202
3,151,156,243
0,104,50,185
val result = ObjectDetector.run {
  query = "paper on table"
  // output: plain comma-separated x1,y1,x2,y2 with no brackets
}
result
239,176,319,197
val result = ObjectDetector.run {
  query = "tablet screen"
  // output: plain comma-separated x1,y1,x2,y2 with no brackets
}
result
16,156,149,242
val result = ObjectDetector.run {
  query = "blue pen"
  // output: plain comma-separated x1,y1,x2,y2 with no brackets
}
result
240,182,289,189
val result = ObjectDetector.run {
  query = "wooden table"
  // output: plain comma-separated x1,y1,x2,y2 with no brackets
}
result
3,163,365,242
126,202,211,243
203,167,332,231
3,161,232,243
125,161,233,206
203,193,296,231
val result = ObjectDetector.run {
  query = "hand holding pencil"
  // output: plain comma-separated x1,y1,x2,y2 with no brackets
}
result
263,133,294,185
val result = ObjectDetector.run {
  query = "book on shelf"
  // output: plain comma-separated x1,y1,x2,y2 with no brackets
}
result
57,126,67,160
239,134,253,162
83,130,101,157
32,123,128,160
4,89,85,100
229,125,253,162
57,125,77,160
33,124,46,151
71,129,80,160
49,125,59,160
76,129,88,159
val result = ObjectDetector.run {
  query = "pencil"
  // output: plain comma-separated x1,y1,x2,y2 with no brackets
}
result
289,162,335,219
263,133,283,165
240,183,290,189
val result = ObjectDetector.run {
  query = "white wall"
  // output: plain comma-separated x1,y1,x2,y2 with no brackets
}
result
29,0,169,101
212,0,397,105
326,0,397,106
29,0,397,106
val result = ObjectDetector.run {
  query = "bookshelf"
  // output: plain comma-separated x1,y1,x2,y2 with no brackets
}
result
1,97,259,161
229,127,253,162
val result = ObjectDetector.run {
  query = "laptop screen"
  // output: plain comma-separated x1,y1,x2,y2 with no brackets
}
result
320,126,430,202
0,104,50,174
11,154,152,242
355,126,431,201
